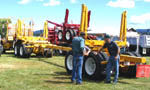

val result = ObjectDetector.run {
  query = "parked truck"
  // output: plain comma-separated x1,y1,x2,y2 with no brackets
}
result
113,29,150,56
130,29,150,56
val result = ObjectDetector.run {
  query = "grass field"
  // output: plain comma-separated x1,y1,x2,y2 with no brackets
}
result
0,53,150,90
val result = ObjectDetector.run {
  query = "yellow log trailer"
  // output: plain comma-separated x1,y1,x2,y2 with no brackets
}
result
13,20,71,58
64,4,147,80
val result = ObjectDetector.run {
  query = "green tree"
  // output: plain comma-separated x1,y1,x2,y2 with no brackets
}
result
0,18,11,38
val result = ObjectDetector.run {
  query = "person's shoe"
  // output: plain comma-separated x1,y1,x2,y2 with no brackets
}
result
76,82,82,85
71,80,75,84
105,81,111,84
113,80,118,84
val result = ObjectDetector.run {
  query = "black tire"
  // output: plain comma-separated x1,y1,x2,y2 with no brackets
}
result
36,53,43,57
122,52,135,56
120,52,137,77
71,29,77,36
83,52,107,80
99,52,109,61
14,45,20,56
19,44,31,58
58,30,63,41
65,51,73,74
132,52,141,57
43,49,52,58
65,30,74,42
0,45,4,54
2,48,6,54
52,49,58,56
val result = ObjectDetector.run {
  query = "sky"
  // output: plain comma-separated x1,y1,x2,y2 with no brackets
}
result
0,0,150,35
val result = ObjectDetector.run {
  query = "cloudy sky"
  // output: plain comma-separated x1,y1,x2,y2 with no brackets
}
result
0,0,150,35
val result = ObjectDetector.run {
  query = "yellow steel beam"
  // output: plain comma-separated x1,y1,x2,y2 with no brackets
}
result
122,11,127,43
80,4,86,33
84,5,88,39
120,55,146,63
43,21,48,39
120,12,124,41
101,55,146,65
119,11,127,45
25,45,72,51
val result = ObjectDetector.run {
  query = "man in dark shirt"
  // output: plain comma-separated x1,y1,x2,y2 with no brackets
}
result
96,35,120,84
72,32,90,85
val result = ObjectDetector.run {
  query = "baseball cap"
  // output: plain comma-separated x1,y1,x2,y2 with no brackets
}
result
104,34,111,39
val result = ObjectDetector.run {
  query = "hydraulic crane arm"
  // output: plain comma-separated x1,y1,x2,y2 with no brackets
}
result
47,20,63,27
120,11,127,43
80,4,88,39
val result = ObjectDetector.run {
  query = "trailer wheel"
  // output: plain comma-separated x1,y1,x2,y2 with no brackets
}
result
14,45,20,56
83,52,107,80
65,51,73,74
44,49,52,57
19,45,31,58
65,30,73,42
58,30,63,41
120,52,137,77
72,30,77,36
0,45,2,56
2,49,6,54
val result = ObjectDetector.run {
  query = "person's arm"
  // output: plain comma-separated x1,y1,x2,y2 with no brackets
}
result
114,43,120,60
80,39,85,54
84,46,91,56
98,47,104,53
94,43,106,55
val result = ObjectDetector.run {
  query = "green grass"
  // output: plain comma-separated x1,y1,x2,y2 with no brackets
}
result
0,53,150,90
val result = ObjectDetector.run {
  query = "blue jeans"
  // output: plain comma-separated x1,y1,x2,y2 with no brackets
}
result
72,54,83,83
106,56,120,82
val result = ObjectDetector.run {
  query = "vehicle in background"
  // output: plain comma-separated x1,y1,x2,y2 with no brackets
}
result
136,29,150,56
1,24,15,53
112,29,150,56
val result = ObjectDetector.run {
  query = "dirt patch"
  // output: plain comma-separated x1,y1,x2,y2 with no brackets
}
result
0,64,15,69
0,64,16,71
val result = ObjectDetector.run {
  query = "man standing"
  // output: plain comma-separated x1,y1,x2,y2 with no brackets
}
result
71,32,90,85
96,35,120,84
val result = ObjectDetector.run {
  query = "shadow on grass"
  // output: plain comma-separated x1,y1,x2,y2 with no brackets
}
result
118,81,130,84
44,80,71,84
34,73,52,76
34,72,68,76
40,60,65,69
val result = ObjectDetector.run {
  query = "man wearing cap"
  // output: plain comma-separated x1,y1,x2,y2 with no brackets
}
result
95,35,120,84
71,32,90,85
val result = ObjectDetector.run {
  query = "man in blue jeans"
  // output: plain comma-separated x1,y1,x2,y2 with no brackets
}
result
95,35,120,84
71,32,90,85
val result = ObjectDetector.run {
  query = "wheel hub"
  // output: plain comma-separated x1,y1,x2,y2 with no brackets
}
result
58,32,62,40
20,46,23,56
66,32,70,40
15,46,17,55
85,57,96,75
67,55,73,70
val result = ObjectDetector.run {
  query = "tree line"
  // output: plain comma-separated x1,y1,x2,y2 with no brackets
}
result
0,18,11,38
